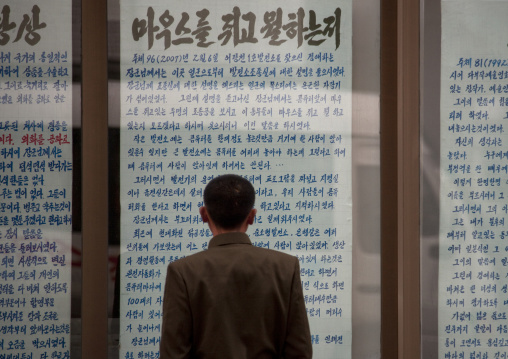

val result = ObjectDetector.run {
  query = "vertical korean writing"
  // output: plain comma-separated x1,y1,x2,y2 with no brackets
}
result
0,2,72,359
439,3,508,358
120,1,352,358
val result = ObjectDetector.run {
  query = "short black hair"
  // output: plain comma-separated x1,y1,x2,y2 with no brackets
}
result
203,174,255,229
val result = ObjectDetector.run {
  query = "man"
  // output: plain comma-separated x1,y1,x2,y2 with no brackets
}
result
160,174,312,359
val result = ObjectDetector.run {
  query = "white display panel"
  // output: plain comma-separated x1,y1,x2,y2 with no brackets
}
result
120,1,353,357
0,1,73,358
439,1,508,358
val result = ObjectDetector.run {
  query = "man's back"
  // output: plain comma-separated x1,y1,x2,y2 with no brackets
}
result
160,232,312,359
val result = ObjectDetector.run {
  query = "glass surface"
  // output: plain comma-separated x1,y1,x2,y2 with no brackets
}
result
107,0,381,357
422,1,508,358
0,0,81,357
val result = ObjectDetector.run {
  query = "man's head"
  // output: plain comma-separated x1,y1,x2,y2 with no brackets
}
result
200,174,256,232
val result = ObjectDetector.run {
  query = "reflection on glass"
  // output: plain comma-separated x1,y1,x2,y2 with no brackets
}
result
0,1,78,358
108,0,381,358
438,2,508,358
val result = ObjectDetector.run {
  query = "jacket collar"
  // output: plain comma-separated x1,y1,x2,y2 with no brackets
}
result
208,232,252,248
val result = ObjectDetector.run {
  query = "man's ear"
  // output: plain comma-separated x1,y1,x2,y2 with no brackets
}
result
246,209,257,225
200,206,209,223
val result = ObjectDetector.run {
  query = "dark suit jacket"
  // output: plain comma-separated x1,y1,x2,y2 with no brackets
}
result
159,232,312,359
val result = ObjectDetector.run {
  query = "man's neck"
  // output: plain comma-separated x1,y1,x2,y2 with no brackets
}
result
208,219,248,236
210,225,246,236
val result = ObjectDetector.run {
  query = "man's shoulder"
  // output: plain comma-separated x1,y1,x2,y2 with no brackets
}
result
251,245,298,260
169,242,298,267
245,245,301,272
168,249,209,268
